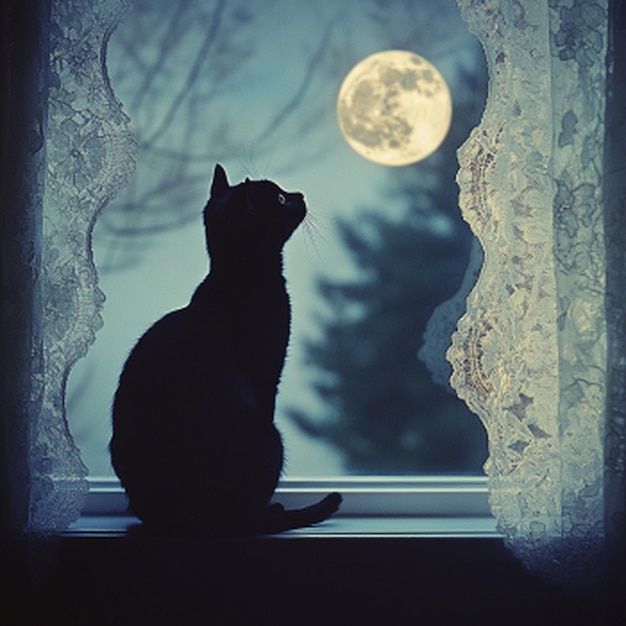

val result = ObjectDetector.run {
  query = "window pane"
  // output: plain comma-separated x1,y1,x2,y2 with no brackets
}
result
67,0,488,477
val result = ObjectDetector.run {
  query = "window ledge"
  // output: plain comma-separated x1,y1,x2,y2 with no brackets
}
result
69,475,499,540
65,513,499,538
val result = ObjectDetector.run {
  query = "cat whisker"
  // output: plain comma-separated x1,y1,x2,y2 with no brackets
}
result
299,211,336,270
304,210,335,247
235,150,259,180
236,143,288,183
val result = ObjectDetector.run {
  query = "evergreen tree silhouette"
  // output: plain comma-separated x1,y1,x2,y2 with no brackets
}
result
288,67,489,473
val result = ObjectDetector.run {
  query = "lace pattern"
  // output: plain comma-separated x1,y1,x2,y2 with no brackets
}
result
31,0,136,532
449,0,613,593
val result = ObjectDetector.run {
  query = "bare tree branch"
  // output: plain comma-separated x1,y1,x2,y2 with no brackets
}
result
255,21,335,146
142,0,227,149
131,0,193,111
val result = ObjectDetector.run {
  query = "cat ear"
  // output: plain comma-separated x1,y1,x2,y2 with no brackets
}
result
210,164,230,199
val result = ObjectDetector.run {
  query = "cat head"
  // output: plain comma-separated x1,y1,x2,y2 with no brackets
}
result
203,164,307,258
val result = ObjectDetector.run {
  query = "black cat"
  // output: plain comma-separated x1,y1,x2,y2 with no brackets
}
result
110,164,341,535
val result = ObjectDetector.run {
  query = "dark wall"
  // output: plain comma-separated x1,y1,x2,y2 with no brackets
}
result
30,535,606,626
1,2,49,625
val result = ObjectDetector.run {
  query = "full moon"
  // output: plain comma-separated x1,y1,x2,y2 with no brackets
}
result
337,50,452,166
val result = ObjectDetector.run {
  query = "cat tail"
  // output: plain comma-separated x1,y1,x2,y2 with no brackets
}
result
255,492,342,535
124,493,343,537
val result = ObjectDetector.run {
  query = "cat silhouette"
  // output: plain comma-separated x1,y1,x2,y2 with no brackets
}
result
110,164,341,535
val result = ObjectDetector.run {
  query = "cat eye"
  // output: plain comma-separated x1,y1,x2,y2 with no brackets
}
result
277,193,287,205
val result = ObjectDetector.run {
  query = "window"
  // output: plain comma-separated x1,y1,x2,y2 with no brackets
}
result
66,0,489,488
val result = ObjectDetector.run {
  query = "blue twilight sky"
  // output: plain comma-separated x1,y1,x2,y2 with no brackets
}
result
67,0,484,476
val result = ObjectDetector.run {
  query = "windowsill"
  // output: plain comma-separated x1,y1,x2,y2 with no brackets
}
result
62,513,507,575
67,475,499,540
66,475,500,542
65,513,500,538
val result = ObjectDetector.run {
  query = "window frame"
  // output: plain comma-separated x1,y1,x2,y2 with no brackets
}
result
33,0,493,534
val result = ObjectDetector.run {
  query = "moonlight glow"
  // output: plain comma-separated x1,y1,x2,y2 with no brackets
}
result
337,50,453,166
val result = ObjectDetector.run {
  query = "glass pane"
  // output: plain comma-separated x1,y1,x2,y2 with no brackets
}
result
67,0,488,477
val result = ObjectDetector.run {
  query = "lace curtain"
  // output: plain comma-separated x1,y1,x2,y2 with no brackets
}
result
447,0,625,594
26,0,136,532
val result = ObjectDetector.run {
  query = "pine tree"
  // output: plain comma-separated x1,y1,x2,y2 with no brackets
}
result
288,67,488,473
